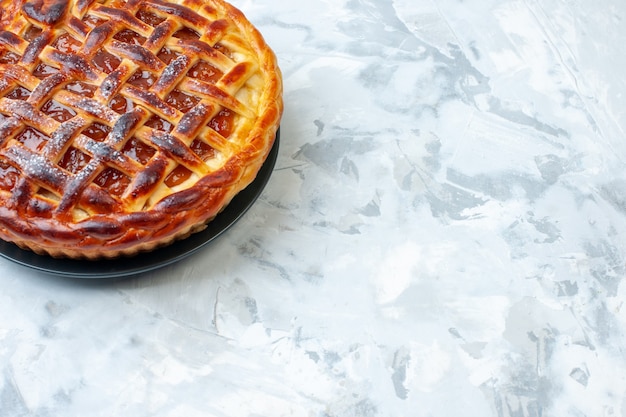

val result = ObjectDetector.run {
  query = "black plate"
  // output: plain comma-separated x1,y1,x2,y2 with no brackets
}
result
0,130,280,279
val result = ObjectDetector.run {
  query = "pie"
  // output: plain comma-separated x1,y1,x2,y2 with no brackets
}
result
0,0,282,259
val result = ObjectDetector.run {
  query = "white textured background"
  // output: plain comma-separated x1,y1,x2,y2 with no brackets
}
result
2,0,626,416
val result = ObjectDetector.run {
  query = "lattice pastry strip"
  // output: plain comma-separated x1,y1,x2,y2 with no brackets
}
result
0,95,144,213
0,0,282,259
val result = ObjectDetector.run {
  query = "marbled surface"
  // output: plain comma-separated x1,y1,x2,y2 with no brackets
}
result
2,0,626,415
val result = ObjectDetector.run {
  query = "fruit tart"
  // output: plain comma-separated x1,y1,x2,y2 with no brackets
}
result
0,0,282,259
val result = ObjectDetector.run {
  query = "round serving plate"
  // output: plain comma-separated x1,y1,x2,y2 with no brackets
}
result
0,130,280,279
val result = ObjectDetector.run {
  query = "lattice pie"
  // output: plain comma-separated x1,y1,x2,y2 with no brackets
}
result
0,0,282,259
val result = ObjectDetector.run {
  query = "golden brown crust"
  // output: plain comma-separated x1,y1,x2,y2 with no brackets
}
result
0,0,282,259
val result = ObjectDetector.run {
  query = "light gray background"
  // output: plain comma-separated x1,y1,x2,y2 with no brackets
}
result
2,0,626,416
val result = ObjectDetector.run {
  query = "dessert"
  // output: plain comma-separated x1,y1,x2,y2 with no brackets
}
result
0,0,282,259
